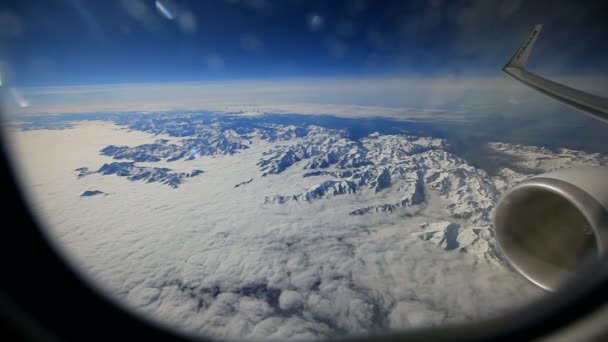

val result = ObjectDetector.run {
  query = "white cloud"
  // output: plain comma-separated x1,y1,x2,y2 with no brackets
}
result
13,113,606,339
8,76,606,123
5,120,548,340
279,290,304,311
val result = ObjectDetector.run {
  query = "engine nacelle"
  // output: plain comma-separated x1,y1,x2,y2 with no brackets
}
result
493,167,608,291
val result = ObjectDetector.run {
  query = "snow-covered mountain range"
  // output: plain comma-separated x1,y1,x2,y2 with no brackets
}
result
74,113,608,267
11,111,608,340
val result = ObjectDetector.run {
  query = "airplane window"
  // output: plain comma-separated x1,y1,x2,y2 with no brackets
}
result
1,0,607,340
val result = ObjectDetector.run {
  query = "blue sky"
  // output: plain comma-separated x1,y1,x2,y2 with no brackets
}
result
1,0,608,87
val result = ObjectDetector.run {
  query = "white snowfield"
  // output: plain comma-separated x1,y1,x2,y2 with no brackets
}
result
6,119,606,340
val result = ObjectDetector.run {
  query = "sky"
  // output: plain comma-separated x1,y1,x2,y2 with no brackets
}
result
1,0,608,87
1,0,608,129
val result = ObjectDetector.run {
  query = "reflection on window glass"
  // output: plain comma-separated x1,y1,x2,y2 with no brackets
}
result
1,0,608,340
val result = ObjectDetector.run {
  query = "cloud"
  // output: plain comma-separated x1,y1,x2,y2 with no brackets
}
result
5,117,553,340
8,75,607,122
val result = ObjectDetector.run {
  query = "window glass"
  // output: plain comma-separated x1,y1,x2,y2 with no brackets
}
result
1,0,607,340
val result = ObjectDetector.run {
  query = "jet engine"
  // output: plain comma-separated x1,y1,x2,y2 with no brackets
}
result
495,24,608,291
493,167,608,291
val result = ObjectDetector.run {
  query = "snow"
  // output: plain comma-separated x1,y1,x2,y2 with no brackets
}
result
7,118,586,340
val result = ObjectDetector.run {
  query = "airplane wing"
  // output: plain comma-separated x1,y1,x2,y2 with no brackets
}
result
503,24,608,123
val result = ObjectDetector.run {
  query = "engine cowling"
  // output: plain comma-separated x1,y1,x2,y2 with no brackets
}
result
493,167,608,291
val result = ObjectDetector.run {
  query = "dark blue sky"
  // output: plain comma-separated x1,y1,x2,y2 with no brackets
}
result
1,0,607,86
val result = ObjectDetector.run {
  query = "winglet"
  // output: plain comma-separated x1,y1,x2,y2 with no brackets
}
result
503,24,543,70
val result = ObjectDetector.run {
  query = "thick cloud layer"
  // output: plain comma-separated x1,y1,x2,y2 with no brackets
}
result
11,116,601,340
6,75,607,120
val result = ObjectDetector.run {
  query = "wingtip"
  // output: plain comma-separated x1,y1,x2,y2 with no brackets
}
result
504,24,543,70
